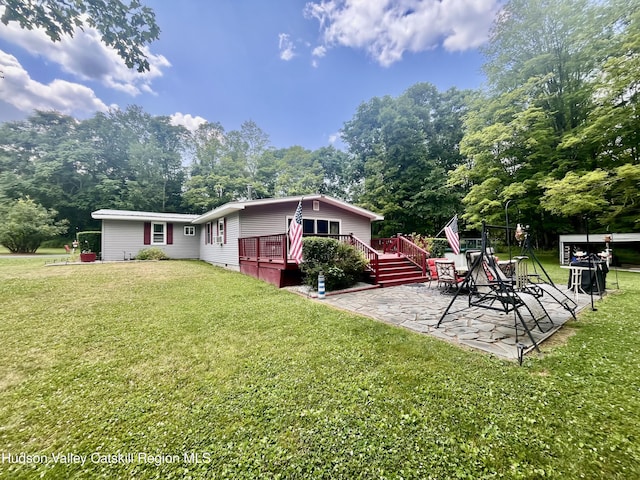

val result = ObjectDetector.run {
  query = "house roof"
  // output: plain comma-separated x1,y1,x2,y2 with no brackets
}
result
91,195,384,225
559,233,640,243
91,209,200,223
191,194,384,224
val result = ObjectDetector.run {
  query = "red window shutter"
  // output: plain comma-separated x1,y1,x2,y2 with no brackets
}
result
167,223,173,245
223,218,227,244
144,222,151,245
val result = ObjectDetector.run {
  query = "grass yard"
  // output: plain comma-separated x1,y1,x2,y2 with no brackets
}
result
0,258,639,479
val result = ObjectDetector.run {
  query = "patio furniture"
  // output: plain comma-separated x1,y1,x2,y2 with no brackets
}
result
427,257,446,286
434,260,464,292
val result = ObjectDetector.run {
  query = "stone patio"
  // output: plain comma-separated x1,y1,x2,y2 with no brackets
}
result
316,282,595,361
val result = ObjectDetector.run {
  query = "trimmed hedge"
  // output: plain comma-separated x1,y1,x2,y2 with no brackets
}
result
77,231,101,254
300,237,368,291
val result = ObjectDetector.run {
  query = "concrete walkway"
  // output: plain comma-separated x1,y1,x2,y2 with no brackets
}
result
320,282,594,361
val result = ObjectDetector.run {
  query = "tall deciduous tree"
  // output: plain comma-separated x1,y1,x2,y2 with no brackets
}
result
1,0,160,72
182,120,273,212
456,0,638,241
342,83,469,237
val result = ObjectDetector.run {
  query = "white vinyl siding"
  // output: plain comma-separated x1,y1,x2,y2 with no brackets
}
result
239,200,373,245
100,220,199,261
198,213,240,269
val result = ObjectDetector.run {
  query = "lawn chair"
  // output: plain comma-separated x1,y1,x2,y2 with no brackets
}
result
460,250,555,351
489,254,578,320
434,260,464,292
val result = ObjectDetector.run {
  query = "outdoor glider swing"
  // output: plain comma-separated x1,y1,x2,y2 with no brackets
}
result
436,220,578,356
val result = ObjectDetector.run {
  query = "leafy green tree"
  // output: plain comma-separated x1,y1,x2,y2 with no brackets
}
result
342,83,469,237
182,120,272,211
457,0,638,241
1,0,160,72
312,146,353,200
0,110,92,231
0,107,190,232
0,197,68,253
552,1,640,230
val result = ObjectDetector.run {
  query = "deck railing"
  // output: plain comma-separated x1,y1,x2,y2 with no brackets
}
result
239,233,287,262
371,237,396,253
396,235,428,277
343,235,381,284
238,233,381,282
371,235,428,277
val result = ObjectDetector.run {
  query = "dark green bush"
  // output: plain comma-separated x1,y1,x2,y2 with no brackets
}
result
300,237,368,291
135,247,169,260
77,231,101,254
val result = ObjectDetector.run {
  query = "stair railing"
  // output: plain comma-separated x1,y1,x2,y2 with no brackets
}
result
344,234,380,284
396,235,429,277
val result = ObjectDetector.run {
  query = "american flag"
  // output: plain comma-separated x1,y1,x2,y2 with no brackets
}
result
289,199,303,264
444,215,460,255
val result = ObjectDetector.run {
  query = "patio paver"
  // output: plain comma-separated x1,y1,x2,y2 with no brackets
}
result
319,282,594,361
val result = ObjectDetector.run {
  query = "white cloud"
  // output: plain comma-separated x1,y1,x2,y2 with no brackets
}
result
304,0,501,67
0,8,170,95
170,112,207,131
278,33,296,61
311,45,327,67
312,45,327,58
0,50,109,116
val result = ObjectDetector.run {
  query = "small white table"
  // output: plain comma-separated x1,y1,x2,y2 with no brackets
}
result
561,265,602,297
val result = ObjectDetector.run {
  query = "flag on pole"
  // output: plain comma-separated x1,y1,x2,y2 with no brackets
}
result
444,215,460,255
289,199,303,264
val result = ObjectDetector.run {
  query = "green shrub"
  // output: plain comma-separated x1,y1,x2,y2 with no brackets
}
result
0,197,68,253
77,231,101,254
300,237,368,291
410,234,448,258
135,247,169,260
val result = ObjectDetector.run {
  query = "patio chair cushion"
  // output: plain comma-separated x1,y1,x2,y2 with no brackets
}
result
428,258,447,280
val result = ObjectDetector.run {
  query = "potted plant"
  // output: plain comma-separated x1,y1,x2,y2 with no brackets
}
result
79,240,97,262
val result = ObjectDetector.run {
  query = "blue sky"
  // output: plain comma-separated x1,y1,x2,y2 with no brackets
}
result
0,1,502,150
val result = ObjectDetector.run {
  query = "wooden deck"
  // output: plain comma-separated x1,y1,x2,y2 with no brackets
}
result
238,233,430,288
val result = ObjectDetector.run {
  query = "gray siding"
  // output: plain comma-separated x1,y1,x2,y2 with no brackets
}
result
101,220,199,261
239,199,373,245
198,212,240,269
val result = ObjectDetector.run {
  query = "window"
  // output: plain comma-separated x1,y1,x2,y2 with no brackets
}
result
152,222,166,245
218,218,225,241
317,220,329,234
144,222,172,245
303,219,315,235
290,217,340,236
206,222,212,244
184,226,196,236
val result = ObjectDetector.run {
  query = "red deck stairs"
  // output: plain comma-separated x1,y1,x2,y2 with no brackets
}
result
375,254,431,287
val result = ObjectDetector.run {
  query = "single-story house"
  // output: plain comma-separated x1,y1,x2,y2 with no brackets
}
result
92,194,390,286
90,209,201,261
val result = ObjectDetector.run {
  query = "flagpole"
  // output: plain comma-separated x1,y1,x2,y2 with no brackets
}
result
287,196,304,235
435,215,456,238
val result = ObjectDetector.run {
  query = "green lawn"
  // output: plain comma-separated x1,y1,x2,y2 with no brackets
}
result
0,259,639,479
0,246,69,256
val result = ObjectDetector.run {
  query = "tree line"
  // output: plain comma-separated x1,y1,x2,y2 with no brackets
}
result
1,0,638,248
